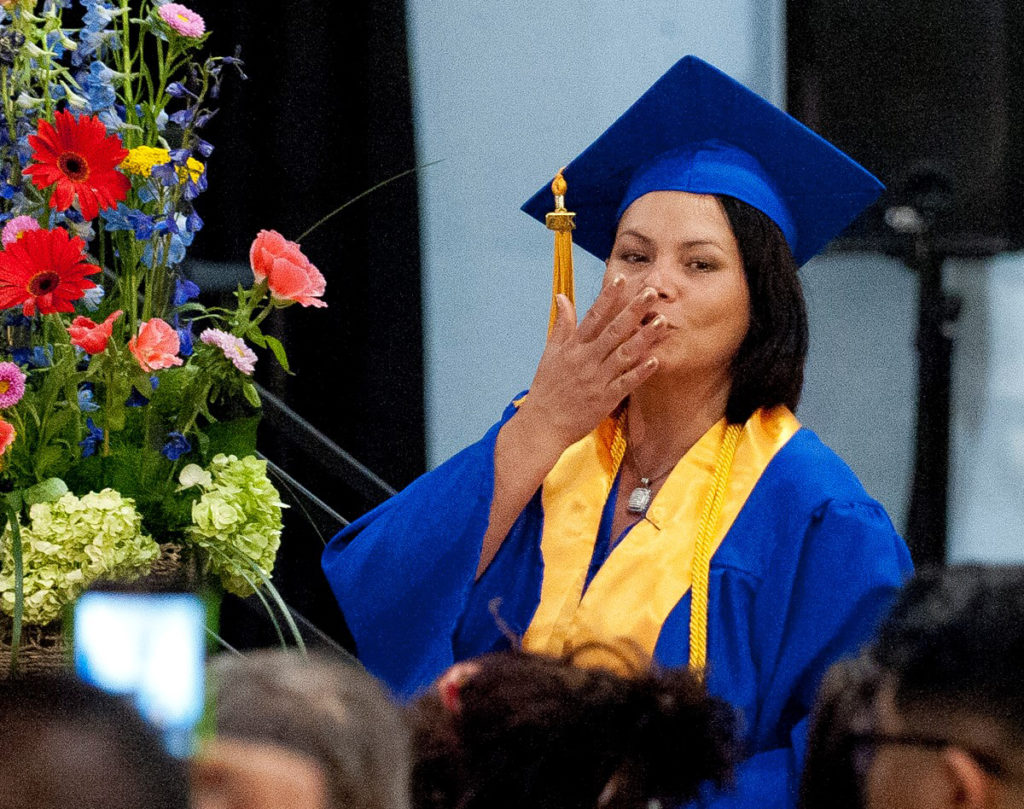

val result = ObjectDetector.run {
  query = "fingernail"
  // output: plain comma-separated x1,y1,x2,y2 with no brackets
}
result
651,315,666,328
612,274,625,287
645,357,658,370
642,287,657,301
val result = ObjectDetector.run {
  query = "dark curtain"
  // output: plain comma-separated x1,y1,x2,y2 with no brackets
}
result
188,0,425,646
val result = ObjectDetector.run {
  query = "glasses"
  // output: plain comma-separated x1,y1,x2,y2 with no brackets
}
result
848,731,1007,780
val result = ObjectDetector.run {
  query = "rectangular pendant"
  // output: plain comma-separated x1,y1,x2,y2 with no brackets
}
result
627,485,653,515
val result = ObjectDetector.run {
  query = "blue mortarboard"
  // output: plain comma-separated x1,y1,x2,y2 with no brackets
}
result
521,56,883,266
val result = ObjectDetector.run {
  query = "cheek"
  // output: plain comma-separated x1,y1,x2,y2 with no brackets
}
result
864,753,905,809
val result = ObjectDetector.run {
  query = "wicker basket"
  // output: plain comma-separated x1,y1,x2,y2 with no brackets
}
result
0,542,199,677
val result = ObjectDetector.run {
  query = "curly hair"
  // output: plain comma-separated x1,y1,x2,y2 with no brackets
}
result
409,647,739,809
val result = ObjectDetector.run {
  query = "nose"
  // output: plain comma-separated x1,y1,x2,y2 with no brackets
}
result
642,260,674,300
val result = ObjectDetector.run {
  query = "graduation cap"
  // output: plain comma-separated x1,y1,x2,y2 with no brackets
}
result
522,55,884,274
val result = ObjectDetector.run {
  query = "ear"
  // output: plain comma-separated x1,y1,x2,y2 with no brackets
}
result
941,747,994,809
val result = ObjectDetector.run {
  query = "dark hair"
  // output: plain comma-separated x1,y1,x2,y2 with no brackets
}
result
870,565,1024,735
0,675,189,809
799,655,880,809
409,647,739,809
716,195,808,424
210,650,411,809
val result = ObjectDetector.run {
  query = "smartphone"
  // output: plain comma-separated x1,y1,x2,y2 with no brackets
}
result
73,591,206,757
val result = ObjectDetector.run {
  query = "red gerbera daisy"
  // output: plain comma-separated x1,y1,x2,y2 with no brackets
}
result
23,110,130,221
0,228,99,316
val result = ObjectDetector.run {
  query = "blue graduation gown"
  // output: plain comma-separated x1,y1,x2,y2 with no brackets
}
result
323,399,912,808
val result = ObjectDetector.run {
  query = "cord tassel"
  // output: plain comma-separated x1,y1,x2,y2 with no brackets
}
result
546,168,576,334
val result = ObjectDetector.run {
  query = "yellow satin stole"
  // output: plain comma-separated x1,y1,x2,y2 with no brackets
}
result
521,406,800,664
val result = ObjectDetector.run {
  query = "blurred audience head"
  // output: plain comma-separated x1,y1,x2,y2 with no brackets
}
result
862,565,1024,809
799,653,880,809
0,674,189,809
192,736,329,809
208,649,410,809
409,644,739,809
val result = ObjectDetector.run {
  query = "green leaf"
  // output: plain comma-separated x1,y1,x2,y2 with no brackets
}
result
23,478,69,506
263,335,291,373
242,382,261,409
34,445,69,479
39,406,77,444
195,428,210,458
246,327,267,348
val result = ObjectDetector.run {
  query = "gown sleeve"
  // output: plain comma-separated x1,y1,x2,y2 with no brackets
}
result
702,498,913,809
321,400,521,699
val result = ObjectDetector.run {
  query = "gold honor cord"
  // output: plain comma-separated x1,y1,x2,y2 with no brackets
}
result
546,169,576,334
606,416,742,674
687,422,742,674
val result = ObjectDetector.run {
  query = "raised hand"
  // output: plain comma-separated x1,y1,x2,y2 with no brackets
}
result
519,275,669,453
477,275,668,577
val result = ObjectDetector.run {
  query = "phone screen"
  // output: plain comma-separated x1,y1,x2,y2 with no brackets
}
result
74,591,206,757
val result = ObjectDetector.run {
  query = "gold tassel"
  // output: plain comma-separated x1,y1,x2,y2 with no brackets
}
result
546,168,576,334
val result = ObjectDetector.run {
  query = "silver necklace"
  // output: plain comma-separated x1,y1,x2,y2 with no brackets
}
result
624,436,677,516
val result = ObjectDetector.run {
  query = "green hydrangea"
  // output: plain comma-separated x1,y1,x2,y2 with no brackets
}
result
0,489,160,625
181,454,285,597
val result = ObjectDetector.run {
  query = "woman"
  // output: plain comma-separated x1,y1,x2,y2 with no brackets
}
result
323,56,912,808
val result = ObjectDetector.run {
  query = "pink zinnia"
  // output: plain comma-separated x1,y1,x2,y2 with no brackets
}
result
158,3,205,37
200,328,257,375
1,216,41,247
0,362,26,408
129,318,183,371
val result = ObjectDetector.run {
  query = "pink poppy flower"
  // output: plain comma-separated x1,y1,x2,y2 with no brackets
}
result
249,229,327,308
128,318,183,371
68,309,123,355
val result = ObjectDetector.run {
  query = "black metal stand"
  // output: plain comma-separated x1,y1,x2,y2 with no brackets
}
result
903,232,960,566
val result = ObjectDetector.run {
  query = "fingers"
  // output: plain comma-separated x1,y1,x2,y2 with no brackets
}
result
612,355,660,398
604,312,668,375
548,294,577,344
576,274,628,342
593,285,659,361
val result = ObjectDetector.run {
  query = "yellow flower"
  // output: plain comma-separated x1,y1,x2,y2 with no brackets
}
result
120,145,204,183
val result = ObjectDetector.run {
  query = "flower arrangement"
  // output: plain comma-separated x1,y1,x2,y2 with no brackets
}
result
0,0,327,658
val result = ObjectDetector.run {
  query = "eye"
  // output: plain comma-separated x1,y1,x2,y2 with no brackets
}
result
688,258,718,272
617,250,649,264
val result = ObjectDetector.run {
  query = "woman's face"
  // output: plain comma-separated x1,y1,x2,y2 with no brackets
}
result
603,191,750,386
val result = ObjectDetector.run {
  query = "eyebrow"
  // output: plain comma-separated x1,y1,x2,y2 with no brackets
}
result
616,230,725,250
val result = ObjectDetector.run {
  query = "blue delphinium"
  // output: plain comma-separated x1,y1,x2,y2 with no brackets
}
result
174,278,200,306
82,284,105,312
79,418,104,457
102,202,156,239
125,375,159,407
174,315,194,356
161,432,191,461
11,345,53,368
79,60,121,113
78,384,100,413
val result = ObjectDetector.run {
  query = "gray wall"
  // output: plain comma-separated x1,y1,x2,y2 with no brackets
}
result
406,2,1024,560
